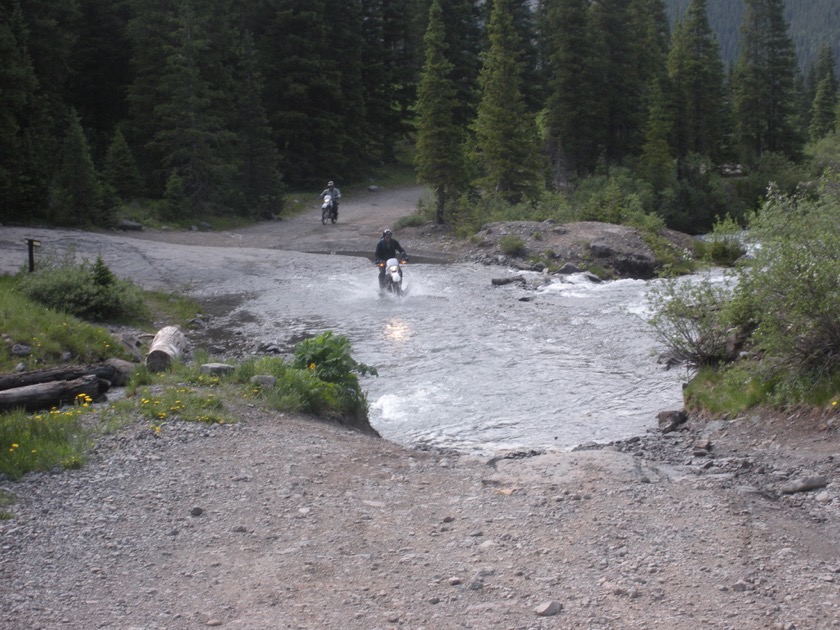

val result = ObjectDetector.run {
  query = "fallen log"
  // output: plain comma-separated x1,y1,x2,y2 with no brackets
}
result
0,374,104,413
145,325,188,373
0,364,120,393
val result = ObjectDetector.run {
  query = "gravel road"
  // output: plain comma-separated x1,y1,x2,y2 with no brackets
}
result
1,187,839,629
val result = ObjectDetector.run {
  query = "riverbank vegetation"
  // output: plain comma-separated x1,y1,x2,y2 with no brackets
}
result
648,167,840,416
1,264,376,482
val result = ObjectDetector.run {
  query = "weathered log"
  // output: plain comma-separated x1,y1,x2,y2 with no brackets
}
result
0,364,119,393
145,325,188,373
0,374,104,413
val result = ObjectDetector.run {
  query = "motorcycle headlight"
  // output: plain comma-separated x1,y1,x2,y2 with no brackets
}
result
389,265,399,273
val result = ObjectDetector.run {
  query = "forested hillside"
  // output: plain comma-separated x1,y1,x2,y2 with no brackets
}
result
665,0,840,71
2,0,838,236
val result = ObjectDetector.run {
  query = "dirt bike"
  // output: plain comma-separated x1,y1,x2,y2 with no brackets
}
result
377,257,407,296
321,194,338,224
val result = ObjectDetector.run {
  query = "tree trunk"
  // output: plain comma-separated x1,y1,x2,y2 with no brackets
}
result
145,326,188,373
0,374,104,413
0,364,120,392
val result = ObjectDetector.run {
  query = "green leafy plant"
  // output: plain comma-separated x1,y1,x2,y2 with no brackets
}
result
15,251,149,324
498,234,527,257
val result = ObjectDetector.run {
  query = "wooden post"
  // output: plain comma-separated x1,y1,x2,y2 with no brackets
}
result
145,326,188,372
26,239,40,272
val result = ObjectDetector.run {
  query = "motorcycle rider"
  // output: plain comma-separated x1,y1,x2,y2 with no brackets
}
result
374,228,407,290
319,180,341,219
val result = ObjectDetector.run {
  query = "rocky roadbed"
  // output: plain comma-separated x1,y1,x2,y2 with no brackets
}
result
1,187,839,628
1,398,838,629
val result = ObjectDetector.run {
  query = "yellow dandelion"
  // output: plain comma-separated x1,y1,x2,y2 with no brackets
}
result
309,362,316,371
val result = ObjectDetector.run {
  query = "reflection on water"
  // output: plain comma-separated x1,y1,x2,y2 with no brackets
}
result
383,318,412,344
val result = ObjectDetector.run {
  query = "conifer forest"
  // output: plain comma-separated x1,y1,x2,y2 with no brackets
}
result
1,0,838,234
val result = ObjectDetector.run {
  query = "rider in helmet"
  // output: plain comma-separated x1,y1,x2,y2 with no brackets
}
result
319,180,341,218
374,228,407,289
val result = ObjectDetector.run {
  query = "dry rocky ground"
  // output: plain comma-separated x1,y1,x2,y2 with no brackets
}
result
1,186,839,629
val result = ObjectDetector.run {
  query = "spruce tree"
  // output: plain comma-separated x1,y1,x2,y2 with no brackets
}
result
146,0,236,218
232,32,285,219
540,0,599,180
414,0,466,225
733,0,801,165
808,44,838,141
50,108,106,226
471,0,543,204
666,0,725,163
102,127,143,201
261,0,342,186
0,0,52,223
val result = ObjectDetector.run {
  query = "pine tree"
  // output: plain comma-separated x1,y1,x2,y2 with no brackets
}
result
540,0,598,181
414,0,466,225
261,0,343,186
50,108,106,226
232,32,285,218
733,0,801,165
808,44,838,141
667,0,725,163
0,0,51,223
64,0,132,157
102,127,143,201
435,0,485,130
588,0,662,165
471,0,543,204
639,78,676,195
146,0,237,218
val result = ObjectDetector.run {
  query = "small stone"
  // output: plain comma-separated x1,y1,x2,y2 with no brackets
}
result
190,507,204,517
448,577,462,586
534,600,563,617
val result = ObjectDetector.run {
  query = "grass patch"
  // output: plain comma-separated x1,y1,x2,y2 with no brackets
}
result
0,396,97,480
0,277,133,372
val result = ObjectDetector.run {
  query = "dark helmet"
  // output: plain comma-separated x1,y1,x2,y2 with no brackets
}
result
382,228,392,237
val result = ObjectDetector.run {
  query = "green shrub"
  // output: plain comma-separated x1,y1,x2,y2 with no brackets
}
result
737,180,840,379
15,252,149,324
236,332,378,422
646,273,736,368
498,234,527,257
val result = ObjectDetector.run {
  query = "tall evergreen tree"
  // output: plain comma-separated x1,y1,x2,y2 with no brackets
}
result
231,32,285,218
732,0,801,165
102,127,142,201
50,108,106,226
146,0,236,217
540,0,598,181
639,77,676,195
808,44,838,141
0,0,53,223
471,0,542,204
428,0,484,130
261,0,343,186
588,0,659,165
64,0,132,157
666,0,725,163
414,0,466,225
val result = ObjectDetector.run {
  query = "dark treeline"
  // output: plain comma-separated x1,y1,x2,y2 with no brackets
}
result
1,0,838,234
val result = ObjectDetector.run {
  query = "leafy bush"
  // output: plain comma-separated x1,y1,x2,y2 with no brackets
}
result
646,273,737,369
498,234,527,257
15,252,149,323
737,180,840,378
693,215,746,266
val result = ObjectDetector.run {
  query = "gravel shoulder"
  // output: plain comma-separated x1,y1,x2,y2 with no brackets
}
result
1,187,839,629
